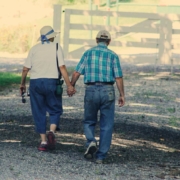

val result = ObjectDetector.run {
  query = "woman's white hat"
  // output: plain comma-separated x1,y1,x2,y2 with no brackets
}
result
37,26,59,41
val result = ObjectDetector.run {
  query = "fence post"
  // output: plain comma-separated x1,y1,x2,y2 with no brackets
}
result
63,9,71,60
106,0,110,25
53,4,62,44
89,0,93,39
93,4,98,10
158,17,172,74
116,0,119,25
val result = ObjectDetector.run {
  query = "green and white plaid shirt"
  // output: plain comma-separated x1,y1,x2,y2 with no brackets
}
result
75,42,123,83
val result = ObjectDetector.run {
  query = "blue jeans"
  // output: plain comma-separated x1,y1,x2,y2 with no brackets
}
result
84,85,115,160
29,78,63,134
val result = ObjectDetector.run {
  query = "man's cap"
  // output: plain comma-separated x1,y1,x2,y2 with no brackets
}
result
37,26,60,41
96,30,111,40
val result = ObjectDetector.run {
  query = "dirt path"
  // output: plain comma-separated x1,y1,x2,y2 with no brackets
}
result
0,56,180,179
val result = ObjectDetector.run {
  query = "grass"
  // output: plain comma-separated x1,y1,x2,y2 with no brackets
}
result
0,72,29,91
168,116,180,127
134,91,163,99
0,67,74,91
167,107,176,113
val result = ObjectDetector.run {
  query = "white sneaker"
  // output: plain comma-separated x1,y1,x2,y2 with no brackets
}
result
84,141,97,159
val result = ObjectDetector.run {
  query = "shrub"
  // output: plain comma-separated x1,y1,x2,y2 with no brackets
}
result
0,24,37,53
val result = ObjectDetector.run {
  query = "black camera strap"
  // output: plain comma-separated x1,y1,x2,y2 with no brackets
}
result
56,43,62,79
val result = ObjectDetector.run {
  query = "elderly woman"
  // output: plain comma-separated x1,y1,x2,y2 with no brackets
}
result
20,25,75,151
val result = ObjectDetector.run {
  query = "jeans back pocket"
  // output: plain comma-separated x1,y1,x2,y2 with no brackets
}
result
108,91,115,101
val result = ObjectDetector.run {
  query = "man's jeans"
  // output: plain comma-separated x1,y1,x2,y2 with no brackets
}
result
84,84,115,160
29,78,63,134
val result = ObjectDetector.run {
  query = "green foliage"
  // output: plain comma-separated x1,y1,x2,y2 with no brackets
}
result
115,0,132,3
168,116,180,127
101,0,132,6
0,25,34,53
167,107,176,113
52,0,88,5
68,0,75,3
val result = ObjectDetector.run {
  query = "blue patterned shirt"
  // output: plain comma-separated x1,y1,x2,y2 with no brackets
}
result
75,42,123,83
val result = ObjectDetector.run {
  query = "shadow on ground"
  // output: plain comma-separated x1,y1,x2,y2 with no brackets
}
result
0,114,179,169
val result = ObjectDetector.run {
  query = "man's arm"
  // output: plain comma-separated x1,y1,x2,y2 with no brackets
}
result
59,65,76,96
71,71,81,87
20,66,30,95
115,77,125,107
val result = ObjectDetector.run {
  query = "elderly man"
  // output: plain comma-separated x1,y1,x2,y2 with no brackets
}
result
20,25,75,151
71,30,125,163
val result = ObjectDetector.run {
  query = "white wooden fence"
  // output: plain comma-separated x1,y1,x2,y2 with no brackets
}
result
53,5,180,73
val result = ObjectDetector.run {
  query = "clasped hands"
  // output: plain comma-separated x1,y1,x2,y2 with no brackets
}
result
66,84,76,97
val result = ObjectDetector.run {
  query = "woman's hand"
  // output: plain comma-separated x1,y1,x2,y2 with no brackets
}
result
19,85,26,96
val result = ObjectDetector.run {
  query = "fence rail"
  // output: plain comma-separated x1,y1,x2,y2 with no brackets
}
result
52,5,180,73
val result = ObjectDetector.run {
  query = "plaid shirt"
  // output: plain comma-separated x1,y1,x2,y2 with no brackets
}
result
75,42,123,83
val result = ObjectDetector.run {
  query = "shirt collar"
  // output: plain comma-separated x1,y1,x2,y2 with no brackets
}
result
98,42,107,48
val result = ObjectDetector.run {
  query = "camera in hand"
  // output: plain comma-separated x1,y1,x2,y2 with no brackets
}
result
22,92,26,103
21,88,30,103
27,88,30,96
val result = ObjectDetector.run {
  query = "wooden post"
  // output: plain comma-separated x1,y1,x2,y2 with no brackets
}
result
53,4,62,44
158,17,172,73
93,4,98,10
106,0,110,25
63,9,71,60
89,0,93,39
171,57,173,75
116,0,119,25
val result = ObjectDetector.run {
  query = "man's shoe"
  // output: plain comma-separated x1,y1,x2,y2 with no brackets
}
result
84,141,97,159
47,131,56,150
95,159,103,164
38,143,48,151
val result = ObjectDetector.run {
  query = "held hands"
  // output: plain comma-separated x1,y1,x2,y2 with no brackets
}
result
67,85,76,97
118,96,125,107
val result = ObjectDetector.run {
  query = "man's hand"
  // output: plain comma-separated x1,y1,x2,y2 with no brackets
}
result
115,77,125,107
118,96,125,107
20,85,26,96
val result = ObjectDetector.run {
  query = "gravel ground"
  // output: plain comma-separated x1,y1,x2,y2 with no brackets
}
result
0,56,180,180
